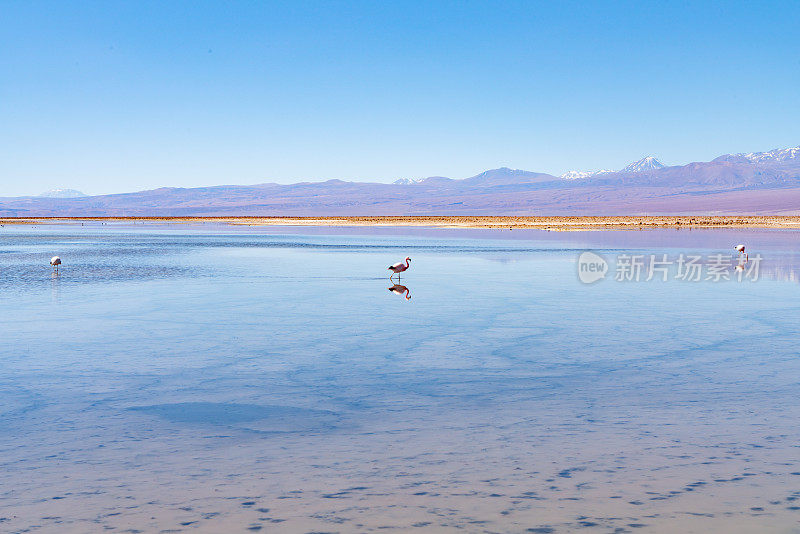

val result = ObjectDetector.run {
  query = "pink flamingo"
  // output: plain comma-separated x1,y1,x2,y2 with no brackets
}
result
735,244,748,262
388,257,411,279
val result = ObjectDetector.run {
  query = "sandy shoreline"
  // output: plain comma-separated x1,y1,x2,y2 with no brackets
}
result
4,215,800,230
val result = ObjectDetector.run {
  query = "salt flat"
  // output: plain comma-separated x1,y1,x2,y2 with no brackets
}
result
6,215,800,230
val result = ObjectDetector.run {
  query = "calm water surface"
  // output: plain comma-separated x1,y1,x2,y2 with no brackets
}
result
2,223,800,533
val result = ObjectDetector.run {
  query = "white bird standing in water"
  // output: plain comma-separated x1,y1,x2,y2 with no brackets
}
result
388,257,411,279
50,256,61,273
735,244,748,262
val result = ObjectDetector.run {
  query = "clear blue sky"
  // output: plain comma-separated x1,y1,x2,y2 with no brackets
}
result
1,1,798,196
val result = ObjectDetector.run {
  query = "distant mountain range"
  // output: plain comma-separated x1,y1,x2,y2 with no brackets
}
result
714,146,800,164
3,146,800,216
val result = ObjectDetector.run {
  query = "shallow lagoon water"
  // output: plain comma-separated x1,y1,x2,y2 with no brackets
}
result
2,224,800,533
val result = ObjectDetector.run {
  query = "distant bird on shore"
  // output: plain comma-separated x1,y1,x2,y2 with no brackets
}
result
388,284,411,300
50,256,61,273
735,244,748,262
388,257,411,279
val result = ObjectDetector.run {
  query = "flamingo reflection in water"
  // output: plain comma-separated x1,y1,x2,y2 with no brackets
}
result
388,284,411,300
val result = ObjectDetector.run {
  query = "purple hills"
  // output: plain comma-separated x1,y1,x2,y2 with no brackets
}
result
3,146,800,216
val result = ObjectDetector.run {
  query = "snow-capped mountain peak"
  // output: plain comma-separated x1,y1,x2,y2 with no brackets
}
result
38,188,87,198
621,156,666,173
560,169,613,180
737,146,799,163
393,178,423,185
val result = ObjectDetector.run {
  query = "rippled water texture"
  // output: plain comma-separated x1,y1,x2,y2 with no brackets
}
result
2,223,800,533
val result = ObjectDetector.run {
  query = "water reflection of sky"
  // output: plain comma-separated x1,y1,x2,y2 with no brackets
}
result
2,224,800,533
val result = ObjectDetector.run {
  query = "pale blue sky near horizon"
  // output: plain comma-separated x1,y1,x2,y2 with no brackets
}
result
1,0,799,196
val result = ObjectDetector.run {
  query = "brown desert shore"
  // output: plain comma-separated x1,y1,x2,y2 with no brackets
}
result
3,215,800,230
